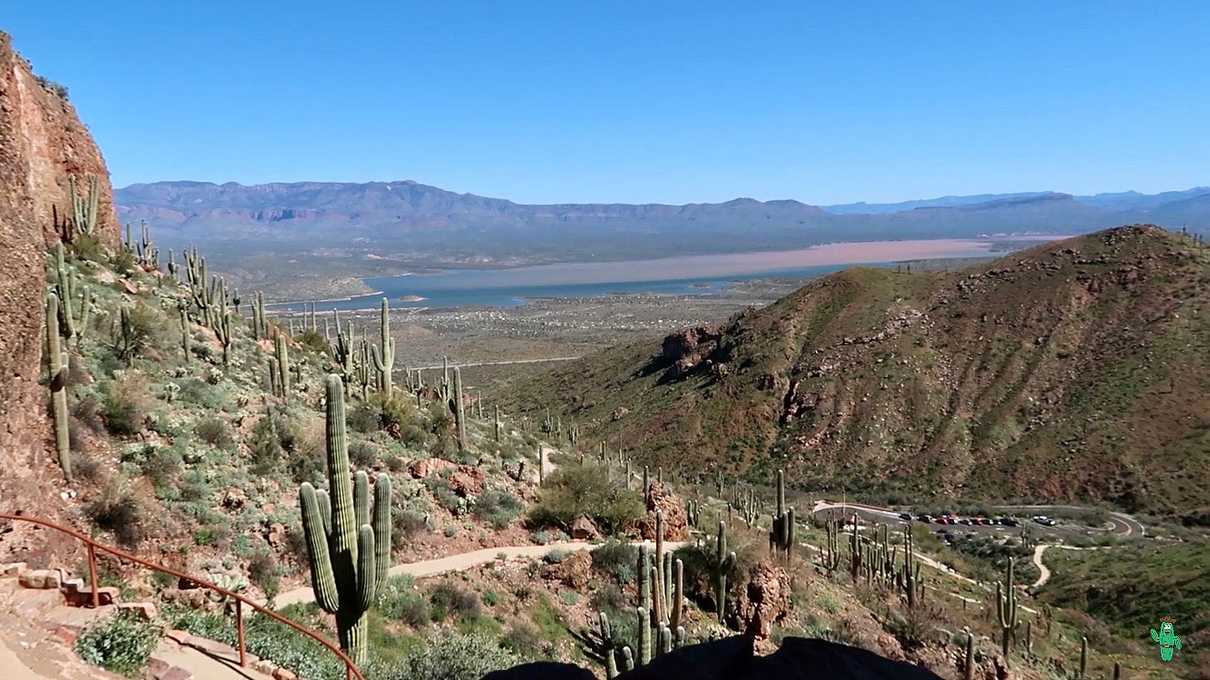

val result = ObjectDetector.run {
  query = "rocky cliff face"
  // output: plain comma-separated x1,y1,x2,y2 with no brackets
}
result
0,32,119,511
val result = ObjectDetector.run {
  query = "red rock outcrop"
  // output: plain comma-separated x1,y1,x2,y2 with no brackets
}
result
734,560,792,639
0,32,120,523
630,480,689,540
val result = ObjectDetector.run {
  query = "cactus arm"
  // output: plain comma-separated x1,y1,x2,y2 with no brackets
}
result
354,471,370,532
373,475,392,587
300,483,340,613
356,524,377,610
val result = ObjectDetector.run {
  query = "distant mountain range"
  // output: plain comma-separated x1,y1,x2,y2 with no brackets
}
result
115,180,1210,261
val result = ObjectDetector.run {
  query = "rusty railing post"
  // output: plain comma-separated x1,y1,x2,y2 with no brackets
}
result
236,599,247,667
87,544,99,608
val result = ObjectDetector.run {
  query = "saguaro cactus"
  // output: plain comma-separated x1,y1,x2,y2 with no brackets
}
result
370,298,395,396
713,520,736,624
453,366,467,451
996,558,1018,657
53,243,93,348
964,631,975,680
769,469,795,562
46,293,72,482
298,375,392,665
274,333,290,402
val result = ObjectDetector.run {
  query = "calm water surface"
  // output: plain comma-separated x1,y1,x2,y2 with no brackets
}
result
277,239,1008,312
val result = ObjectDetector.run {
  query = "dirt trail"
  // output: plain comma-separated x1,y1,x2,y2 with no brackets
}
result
276,539,685,608
1030,543,1102,590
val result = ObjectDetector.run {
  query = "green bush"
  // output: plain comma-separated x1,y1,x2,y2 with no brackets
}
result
349,439,382,468
429,581,481,623
250,415,283,473
393,507,429,545
591,540,638,584
102,375,150,436
176,378,224,409
86,480,146,548
139,445,182,491
296,330,329,354
474,489,522,529
371,632,520,680
248,552,280,600
75,612,161,677
500,621,541,656
528,465,644,535
194,416,236,451
377,575,431,627
110,302,163,364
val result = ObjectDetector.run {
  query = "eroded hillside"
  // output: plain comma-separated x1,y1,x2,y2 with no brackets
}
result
505,226,1210,520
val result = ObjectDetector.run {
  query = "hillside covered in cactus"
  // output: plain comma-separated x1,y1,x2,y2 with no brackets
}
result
502,226,1210,521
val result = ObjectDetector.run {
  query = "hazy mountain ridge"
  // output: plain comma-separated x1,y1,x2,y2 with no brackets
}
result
117,181,1210,256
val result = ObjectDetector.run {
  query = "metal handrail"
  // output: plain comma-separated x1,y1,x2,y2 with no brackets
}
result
0,512,363,680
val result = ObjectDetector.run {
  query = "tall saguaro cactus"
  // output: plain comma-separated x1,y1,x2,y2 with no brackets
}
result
769,469,795,562
713,520,736,624
996,557,1018,657
453,366,467,451
68,175,100,239
370,298,395,396
274,333,290,402
46,293,72,482
299,375,392,665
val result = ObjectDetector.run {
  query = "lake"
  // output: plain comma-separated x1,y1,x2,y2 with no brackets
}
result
275,238,1025,312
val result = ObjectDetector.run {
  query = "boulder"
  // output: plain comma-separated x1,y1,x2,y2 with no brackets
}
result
407,457,457,479
449,466,485,498
569,516,600,540
735,560,792,639
630,481,689,540
543,550,592,589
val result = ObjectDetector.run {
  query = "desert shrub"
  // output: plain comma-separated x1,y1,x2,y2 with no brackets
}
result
296,330,329,354
591,540,639,584
178,469,210,503
69,232,105,262
75,612,161,676
72,394,105,431
590,583,627,612
347,400,381,433
543,548,570,564
528,465,643,535
250,415,283,474
86,480,146,548
139,445,181,491
165,604,344,680
501,620,541,656
248,552,281,601
393,507,429,545
429,582,481,623
425,476,465,515
348,440,381,468
288,423,326,484
378,575,431,627
373,631,520,680
111,302,163,363
474,489,522,529
71,450,102,482
101,376,150,436
66,353,92,387
110,247,138,275
175,378,224,409
194,416,235,451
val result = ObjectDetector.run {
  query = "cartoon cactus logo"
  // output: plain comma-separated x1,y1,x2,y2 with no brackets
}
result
1149,618,1182,662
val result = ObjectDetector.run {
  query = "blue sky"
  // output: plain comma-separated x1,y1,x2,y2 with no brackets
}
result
6,2,1208,204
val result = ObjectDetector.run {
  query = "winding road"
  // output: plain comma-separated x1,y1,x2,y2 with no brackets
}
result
810,500,1144,538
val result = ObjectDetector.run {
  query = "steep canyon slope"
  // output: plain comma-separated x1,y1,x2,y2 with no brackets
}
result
507,226,1210,521
0,32,119,512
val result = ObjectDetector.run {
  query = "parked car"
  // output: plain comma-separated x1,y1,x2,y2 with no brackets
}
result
1032,515,1058,526
1002,518,1020,527
957,518,973,526
919,515,934,523
898,512,913,521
